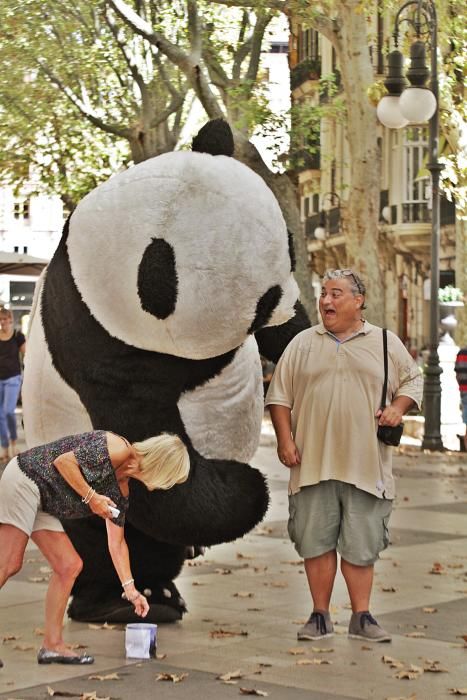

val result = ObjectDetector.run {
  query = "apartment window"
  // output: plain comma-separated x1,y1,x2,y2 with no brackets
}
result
297,28,319,63
13,199,30,220
402,127,430,223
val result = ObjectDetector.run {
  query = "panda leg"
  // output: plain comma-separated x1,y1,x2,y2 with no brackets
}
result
62,518,187,624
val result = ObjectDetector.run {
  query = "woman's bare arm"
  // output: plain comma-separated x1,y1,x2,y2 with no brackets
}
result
53,451,116,519
106,520,149,617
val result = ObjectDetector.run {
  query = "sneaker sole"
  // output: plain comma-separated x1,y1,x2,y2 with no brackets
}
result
348,633,392,643
297,632,334,641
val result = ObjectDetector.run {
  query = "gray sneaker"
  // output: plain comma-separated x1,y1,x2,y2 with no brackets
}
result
297,610,334,640
348,611,392,642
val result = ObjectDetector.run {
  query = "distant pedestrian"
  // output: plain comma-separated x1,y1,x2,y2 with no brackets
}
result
0,308,25,463
0,430,190,666
266,269,423,643
455,346,467,452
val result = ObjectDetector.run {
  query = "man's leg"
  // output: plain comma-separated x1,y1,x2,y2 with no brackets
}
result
340,558,373,612
304,549,337,610
31,530,83,654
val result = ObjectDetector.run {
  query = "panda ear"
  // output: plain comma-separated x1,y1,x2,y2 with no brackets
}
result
191,119,234,157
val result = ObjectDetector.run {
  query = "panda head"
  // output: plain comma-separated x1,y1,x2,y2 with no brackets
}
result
66,120,300,360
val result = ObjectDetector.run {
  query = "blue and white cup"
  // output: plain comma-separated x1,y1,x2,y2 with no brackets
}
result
125,622,158,658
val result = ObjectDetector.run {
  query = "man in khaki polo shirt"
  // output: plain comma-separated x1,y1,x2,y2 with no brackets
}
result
266,269,422,643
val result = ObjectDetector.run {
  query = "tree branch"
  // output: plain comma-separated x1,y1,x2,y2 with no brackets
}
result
38,60,132,140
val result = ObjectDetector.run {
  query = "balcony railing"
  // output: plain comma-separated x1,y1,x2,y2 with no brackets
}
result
305,208,340,239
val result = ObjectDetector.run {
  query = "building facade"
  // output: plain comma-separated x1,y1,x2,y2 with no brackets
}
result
0,185,63,331
289,19,457,355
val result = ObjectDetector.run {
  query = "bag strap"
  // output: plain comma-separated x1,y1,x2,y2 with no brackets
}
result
380,328,388,411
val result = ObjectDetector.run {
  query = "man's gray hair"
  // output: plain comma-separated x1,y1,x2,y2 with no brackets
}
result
322,269,367,309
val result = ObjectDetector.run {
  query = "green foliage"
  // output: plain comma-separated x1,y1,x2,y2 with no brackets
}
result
438,285,464,303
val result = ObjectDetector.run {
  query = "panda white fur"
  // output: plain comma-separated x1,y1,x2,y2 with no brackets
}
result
22,120,309,623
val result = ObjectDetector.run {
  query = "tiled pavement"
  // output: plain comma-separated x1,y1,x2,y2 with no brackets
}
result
0,417,466,699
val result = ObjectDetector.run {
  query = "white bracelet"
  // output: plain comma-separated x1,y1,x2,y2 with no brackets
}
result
122,578,134,588
83,488,95,505
82,486,93,503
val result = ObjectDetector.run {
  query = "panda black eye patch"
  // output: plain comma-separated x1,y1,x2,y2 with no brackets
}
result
137,238,178,319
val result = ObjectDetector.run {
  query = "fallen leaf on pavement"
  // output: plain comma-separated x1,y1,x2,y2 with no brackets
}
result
429,562,446,574
13,644,34,651
2,635,21,642
239,689,268,696
310,647,334,653
422,607,437,613
423,660,448,673
254,527,273,535
280,560,304,566
88,673,121,681
47,688,79,697
287,647,306,655
449,690,467,696
394,665,423,680
381,586,398,592
28,576,49,582
296,658,332,665
269,581,288,588
233,591,254,598
236,552,254,560
217,670,244,681
214,568,232,575
82,694,111,700
192,581,205,586
210,629,248,639
156,673,188,683
385,694,417,700
404,632,426,638
382,656,405,669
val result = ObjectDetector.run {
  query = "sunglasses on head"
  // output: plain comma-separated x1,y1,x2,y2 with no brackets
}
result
337,269,365,295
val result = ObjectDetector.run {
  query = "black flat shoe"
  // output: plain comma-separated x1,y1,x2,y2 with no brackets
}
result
37,648,94,665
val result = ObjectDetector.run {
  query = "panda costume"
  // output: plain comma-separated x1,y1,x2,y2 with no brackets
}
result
22,120,309,623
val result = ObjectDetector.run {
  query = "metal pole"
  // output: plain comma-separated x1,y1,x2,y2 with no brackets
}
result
421,1,444,451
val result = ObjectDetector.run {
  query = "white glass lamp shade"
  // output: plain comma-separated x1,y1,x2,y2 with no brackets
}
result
314,226,326,240
399,87,437,123
376,95,409,129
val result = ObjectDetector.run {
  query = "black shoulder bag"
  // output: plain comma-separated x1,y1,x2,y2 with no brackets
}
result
377,328,404,446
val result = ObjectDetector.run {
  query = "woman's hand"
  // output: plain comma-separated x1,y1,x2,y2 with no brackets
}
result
125,588,149,617
88,493,117,519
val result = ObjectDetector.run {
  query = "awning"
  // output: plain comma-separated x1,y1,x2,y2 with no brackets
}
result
0,251,49,276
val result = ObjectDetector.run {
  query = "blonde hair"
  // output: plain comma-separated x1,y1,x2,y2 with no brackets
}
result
132,433,190,491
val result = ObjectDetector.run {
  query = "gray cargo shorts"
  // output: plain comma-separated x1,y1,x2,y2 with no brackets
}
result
288,480,393,566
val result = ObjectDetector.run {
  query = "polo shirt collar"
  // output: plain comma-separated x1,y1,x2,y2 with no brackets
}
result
316,320,373,336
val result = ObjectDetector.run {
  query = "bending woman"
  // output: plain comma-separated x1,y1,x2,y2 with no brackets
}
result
0,430,190,666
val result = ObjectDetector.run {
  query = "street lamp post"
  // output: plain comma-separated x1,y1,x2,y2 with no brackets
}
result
377,0,443,451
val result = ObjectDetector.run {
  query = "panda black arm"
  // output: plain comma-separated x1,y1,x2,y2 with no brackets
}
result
255,300,310,364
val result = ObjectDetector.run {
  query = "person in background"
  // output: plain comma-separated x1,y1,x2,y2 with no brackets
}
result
265,269,423,644
455,345,467,452
0,308,26,463
0,430,190,666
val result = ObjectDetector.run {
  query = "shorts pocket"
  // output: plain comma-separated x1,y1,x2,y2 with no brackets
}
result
287,495,297,543
382,513,391,550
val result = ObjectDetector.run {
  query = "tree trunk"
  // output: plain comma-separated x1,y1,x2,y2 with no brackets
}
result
455,217,467,346
335,3,384,326
235,135,317,322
